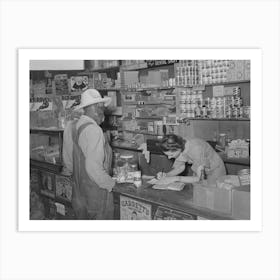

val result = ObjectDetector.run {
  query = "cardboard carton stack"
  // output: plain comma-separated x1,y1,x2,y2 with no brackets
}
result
192,175,250,219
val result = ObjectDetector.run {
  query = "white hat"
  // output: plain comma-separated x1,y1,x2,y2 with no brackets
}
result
74,89,111,110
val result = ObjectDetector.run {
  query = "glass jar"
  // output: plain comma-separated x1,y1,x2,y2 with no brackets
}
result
218,133,227,148
112,152,121,176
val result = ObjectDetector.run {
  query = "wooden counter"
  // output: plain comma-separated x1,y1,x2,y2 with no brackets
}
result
113,180,234,220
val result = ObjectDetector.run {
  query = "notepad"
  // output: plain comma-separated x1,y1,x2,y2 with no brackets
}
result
152,182,185,191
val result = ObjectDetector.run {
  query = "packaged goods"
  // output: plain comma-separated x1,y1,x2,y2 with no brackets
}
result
231,185,250,219
152,182,185,191
54,74,69,95
192,182,232,214
55,175,73,201
218,133,227,148
120,195,152,220
237,169,250,186
213,85,224,97
226,139,249,158
216,175,240,190
70,76,88,91
244,60,251,80
243,106,250,119
32,80,47,96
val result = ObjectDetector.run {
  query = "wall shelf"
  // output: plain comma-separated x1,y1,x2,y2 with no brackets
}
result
202,80,250,86
123,87,175,92
30,159,63,173
30,128,64,134
96,88,121,91
121,129,163,136
180,118,250,122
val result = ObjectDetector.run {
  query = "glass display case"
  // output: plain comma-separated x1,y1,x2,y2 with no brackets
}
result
30,128,64,172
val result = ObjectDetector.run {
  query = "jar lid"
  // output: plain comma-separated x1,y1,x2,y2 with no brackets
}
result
120,154,134,159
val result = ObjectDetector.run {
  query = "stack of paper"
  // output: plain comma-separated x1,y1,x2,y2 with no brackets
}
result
148,178,185,191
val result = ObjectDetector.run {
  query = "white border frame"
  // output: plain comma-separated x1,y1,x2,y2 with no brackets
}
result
19,48,262,232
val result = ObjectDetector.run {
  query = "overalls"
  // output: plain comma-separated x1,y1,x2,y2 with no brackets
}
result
71,121,114,220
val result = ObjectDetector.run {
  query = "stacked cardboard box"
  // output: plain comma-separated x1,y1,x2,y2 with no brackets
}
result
193,183,232,214
192,181,250,219
226,60,250,82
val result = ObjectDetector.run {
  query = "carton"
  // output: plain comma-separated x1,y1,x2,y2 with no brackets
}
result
147,70,161,87
244,60,250,80
124,71,139,86
192,183,232,214
231,185,250,219
226,60,245,81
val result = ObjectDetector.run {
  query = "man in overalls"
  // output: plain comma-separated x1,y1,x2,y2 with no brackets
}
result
63,89,115,219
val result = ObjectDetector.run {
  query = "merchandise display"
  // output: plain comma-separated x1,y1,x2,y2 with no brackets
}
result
29,59,250,220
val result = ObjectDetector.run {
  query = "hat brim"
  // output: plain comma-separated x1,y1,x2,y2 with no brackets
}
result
74,96,111,111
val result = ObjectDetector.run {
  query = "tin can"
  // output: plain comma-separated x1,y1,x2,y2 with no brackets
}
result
238,169,250,186
239,107,244,118
216,106,224,118
226,106,232,118
218,133,227,148
202,106,207,118
211,97,217,108
234,97,243,107
133,171,141,180
233,86,241,97
211,108,217,119
180,108,188,114
179,104,187,113
204,97,210,107
232,107,239,118
194,106,201,118
243,106,250,119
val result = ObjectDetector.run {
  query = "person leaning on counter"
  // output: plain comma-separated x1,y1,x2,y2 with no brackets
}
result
156,134,226,185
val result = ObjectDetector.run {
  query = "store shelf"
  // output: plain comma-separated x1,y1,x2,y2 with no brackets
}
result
123,80,250,91
203,80,250,86
123,87,175,92
181,118,250,122
30,159,63,173
121,129,163,136
135,117,163,120
219,153,250,166
30,128,64,134
122,61,178,71
177,80,250,88
95,88,121,91
111,144,140,152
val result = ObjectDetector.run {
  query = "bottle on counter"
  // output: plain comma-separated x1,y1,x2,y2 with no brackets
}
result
112,152,121,177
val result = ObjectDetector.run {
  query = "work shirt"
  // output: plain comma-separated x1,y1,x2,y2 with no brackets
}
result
63,115,115,191
174,138,226,182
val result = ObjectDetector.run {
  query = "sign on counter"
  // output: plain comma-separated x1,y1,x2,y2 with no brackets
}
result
120,195,152,220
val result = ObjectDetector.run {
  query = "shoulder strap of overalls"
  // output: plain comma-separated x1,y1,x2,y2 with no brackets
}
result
75,122,95,144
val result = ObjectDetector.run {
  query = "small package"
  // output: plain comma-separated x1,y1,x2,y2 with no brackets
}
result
231,185,250,219
226,139,249,158
192,182,232,214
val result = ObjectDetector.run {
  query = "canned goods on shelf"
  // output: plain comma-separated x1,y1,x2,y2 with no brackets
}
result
238,169,250,185
232,107,239,118
243,106,250,118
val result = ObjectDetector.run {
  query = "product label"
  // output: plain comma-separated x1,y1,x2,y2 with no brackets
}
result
120,196,152,220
